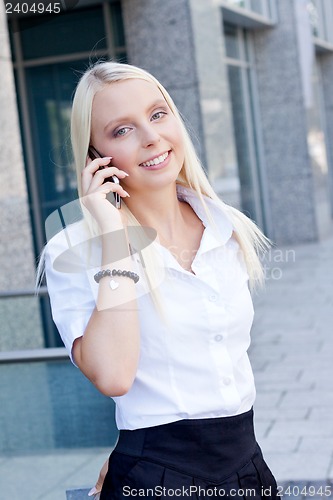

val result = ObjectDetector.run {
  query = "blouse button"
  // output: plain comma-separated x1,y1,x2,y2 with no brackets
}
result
214,334,223,342
209,294,218,302
223,377,232,386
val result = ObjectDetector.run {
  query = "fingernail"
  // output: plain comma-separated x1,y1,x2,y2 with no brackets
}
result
124,172,129,176
88,486,97,496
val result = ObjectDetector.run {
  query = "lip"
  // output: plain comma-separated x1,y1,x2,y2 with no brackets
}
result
139,150,171,170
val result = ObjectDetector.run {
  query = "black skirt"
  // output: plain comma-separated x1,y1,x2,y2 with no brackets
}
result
101,408,277,499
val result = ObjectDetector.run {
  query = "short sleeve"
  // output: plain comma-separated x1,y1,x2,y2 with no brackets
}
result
44,223,99,365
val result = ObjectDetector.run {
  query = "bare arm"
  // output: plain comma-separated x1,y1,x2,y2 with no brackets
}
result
73,157,140,397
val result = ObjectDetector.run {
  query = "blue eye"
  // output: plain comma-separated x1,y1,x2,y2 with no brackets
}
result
114,127,130,137
151,111,167,121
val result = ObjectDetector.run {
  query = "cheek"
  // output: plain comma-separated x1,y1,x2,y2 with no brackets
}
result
109,147,135,172
169,121,185,154
107,138,138,171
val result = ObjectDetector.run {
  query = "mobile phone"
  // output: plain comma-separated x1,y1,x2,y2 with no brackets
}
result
88,146,121,209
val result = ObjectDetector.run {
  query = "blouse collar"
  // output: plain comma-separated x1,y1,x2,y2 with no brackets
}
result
153,185,234,272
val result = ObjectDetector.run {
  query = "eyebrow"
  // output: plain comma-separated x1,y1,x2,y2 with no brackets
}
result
103,99,168,132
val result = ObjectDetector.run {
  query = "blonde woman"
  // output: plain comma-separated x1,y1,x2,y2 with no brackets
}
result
43,61,277,499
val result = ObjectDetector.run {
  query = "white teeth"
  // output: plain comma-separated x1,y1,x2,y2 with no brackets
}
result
141,152,168,167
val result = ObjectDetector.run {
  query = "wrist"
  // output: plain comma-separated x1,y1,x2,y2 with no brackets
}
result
101,227,131,264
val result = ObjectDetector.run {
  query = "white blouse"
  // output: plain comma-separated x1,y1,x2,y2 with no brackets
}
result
45,185,256,430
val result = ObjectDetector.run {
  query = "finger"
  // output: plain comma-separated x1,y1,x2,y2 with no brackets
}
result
98,181,130,198
85,169,129,195
93,166,129,181
88,486,99,496
82,183,130,204
81,158,112,195
85,156,113,172
85,156,129,180
82,168,110,195
103,166,129,179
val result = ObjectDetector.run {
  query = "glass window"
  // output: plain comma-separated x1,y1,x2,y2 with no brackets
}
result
6,1,126,352
19,7,107,60
308,0,319,37
228,66,251,215
223,0,271,17
306,59,332,236
0,359,118,452
225,0,246,8
109,0,126,48
307,0,333,42
224,24,265,226
250,0,265,15
24,60,87,223
322,0,333,44
224,23,241,59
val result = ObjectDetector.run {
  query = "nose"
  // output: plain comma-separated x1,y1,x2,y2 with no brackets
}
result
140,123,160,148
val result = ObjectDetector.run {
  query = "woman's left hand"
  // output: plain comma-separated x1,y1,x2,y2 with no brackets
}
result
88,457,109,498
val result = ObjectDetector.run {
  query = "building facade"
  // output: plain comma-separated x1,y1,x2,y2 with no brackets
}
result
0,0,333,452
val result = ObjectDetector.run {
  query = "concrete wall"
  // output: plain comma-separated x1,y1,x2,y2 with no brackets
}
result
252,0,318,244
187,0,240,207
121,0,204,160
121,0,330,244
121,0,240,208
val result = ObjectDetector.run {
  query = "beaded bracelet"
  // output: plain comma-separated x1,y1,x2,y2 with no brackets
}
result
94,268,140,284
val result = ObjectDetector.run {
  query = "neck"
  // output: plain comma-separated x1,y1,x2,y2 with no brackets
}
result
124,184,186,241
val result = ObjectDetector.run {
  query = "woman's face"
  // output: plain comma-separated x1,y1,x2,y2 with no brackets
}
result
90,79,185,196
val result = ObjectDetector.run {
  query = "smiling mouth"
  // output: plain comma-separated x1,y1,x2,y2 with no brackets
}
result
140,151,170,167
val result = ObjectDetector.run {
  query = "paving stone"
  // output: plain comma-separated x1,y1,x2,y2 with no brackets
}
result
254,419,274,439
258,435,299,453
0,449,109,500
253,368,302,383
254,380,313,392
279,391,333,408
263,451,333,482
254,391,284,409
66,489,90,499
298,437,333,453
309,408,333,420
254,408,309,421
328,462,333,480
268,419,333,438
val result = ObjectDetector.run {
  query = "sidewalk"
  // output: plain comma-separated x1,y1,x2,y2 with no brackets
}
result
251,234,333,482
1,235,332,499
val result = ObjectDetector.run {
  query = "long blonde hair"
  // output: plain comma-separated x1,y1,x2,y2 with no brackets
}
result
71,60,270,290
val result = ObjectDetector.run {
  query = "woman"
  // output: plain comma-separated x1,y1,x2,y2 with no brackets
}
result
43,61,277,499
